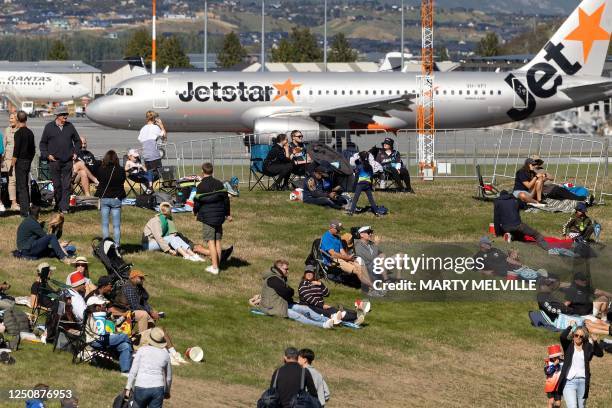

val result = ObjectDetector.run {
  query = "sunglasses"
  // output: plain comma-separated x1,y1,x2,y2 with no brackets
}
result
573,333,584,338
76,263,87,267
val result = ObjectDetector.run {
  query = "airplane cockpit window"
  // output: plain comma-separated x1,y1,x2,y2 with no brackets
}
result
116,88,125,96
126,88,133,96
106,88,117,96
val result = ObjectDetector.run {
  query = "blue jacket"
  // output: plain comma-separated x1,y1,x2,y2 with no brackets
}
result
493,191,522,235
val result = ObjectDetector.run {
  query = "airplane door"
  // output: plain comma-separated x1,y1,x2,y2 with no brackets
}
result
54,79,61,93
153,78,169,109
512,78,527,109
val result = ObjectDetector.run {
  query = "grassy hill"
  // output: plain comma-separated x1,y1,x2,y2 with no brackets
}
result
1,180,611,407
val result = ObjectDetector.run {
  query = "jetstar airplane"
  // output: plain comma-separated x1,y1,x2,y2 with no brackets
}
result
86,0,612,134
0,71,90,102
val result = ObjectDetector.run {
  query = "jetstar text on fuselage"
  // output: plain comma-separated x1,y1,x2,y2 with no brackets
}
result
178,81,276,103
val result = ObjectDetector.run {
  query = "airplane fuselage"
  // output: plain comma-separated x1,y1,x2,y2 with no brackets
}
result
0,71,90,102
86,70,611,133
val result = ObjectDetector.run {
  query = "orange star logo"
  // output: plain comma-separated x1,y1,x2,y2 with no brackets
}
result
273,78,301,103
565,4,610,63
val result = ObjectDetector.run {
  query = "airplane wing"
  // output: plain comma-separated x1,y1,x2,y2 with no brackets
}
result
309,94,415,121
561,81,612,102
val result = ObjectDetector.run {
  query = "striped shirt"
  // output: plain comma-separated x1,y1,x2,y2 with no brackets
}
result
298,280,329,309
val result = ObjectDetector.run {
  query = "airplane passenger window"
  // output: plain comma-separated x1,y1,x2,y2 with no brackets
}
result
396,90,400,95
435,90,439,95
466,90,470,95
126,88,133,96
349,90,353,95
318,90,322,95
451,90,455,95
309,90,313,95
490,90,494,95
296,90,300,95
443,90,447,95
459,90,463,95
326,90,329,95
69,81,78,85
334,90,337,95
357,90,361,95
373,90,377,95
341,90,345,95
365,90,369,95
498,90,502,95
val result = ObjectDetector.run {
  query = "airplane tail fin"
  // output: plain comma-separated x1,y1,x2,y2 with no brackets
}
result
521,0,612,76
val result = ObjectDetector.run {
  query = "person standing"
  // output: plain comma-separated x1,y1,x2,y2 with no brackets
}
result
39,106,82,213
2,112,18,211
269,347,318,408
193,162,232,275
558,325,604,408
138,111,167,175
94,150,126,247
124,327,172,408
298,348,330,407
11,111,35,217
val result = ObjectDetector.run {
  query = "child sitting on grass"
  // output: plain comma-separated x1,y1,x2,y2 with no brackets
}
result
563,202,600,242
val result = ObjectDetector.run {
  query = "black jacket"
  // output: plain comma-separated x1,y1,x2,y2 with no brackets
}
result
13,127,36,161
16,216,47,251
39,121,81,162
558,326,603,399
194,176,230,226
94,164,126,199
537,292,576,321
493,190,522,235
270,362,318,408
264,144,291,169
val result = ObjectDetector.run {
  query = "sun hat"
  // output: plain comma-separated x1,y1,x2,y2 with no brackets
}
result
148,327,167,349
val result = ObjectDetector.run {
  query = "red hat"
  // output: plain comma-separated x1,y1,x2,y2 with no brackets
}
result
69,272,87,288
548,344,563,358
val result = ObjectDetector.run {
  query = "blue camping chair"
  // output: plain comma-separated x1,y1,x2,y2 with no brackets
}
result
249,144,274,191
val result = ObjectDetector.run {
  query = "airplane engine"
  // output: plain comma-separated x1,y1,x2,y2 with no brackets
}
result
251,117,329,143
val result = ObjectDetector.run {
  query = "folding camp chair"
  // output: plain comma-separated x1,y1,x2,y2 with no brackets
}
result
308,238,361,289
249,144,273,191
157,165,178,196
474,164,500,201
122,155,145,197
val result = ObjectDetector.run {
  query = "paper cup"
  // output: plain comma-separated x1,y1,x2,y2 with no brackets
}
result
186,346,204,362
488,223,495,234
92,312,106,335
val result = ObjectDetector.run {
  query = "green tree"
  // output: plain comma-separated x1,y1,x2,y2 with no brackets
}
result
217,32,247,68
476,32,500,57
328,33,358,62
271,27,322,62
124,28,152,61
48,39,69,60
157,36,192,69
436,44,449,61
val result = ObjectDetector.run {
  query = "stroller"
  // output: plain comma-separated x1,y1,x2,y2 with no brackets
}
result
91,238,132,282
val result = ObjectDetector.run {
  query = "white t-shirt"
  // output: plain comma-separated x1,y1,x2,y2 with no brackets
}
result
138,124,163,161
567,349,586,379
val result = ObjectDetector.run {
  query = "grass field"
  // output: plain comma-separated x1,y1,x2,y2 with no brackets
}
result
1,180,611,408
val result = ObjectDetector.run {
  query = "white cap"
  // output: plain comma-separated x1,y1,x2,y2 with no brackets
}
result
358,226,372,233
86,296,108,307
128,149,139,157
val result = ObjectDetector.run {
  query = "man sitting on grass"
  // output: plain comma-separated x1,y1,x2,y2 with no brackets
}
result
493,191,548,250
472,236,513,277
302,166,346,210
298,264,367,325
143,201,205,262
564,272,611,322
115,269,186,365
320,220,379,296
260,259,341,329
16,206,70,263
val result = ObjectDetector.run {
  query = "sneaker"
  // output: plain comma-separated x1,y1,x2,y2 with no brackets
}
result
0,204,5,213
120,372,129,378
191,255,205,262
503,233,512,243
331,311,343,325
224,181,239,197
220,246,234,264
527,202,546,208
9,204,20,212
355,299,371,314
205,265,219,275
355,311,366,326
323,319,334,329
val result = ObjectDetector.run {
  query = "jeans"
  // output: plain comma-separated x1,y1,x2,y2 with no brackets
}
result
563,377,586,408
144,235,190,251
264,162,293,188
133,386,165,408
503,222,548,250
349,182,378,214
49,160,72,212
22,234,66,260
15,159,31,217
100,198,122,245
303,196,343,210
307,304,357,322
129,171,155,186
91,333,132,373
287,304,329,328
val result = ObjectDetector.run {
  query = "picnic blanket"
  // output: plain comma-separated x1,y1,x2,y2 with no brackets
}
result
525,198,580,214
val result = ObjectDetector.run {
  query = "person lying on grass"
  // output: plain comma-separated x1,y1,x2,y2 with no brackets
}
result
142,201,205,262
260,259,341,329
563,272,611,323
298,264,367,325
536,276,612,336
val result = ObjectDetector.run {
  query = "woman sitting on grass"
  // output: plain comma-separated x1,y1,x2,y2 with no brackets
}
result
142,202,205,262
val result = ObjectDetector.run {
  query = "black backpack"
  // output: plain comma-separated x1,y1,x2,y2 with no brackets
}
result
290,368,322,408
257,370,280,408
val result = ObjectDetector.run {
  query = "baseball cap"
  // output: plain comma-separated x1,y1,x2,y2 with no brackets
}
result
529,154,544,165
314,166,328,175
69,272,87,288
358,226,373,234
304,264,316,275
54,106,69,116
129,269,146,279
524,158,537,165
382,137,395,147
575,202,588,213
479,236,492,246
96,275,113,287
330,220,343,230
86,295,108,307
128,148,140,157
36,262,56,274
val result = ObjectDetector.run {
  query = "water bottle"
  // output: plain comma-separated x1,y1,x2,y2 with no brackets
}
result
594,223,601,242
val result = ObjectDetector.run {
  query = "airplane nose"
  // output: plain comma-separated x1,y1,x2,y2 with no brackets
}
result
86,97,112,126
